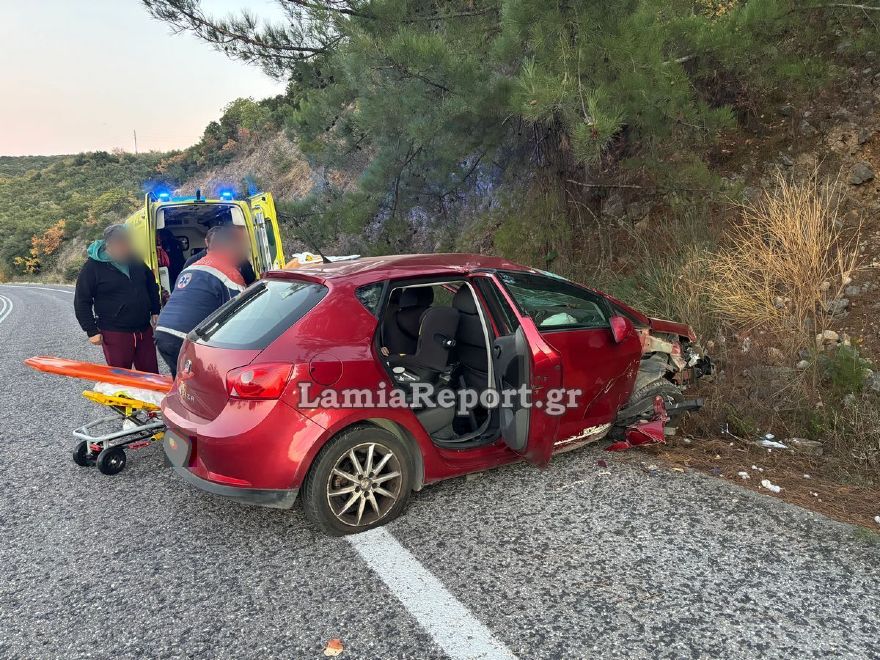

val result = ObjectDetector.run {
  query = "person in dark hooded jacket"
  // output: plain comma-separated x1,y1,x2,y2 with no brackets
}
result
157,228,186,289
73,224,160,373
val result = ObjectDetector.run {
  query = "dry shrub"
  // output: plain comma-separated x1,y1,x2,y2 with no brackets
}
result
706,174,859,353
821,394,880,473
633,244,717,342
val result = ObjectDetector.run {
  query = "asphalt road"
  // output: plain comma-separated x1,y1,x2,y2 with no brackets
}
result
0,283,878,659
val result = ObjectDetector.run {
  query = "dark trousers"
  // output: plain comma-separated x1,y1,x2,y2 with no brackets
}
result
101,328,159,374
155,332,184,378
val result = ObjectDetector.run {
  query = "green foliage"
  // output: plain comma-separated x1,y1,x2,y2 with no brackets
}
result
0,152,164,275
819,345,870,400
144,0,873,246
490,179,571,270
796,346,880,471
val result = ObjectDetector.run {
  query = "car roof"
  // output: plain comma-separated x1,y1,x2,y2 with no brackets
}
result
272,253,534,286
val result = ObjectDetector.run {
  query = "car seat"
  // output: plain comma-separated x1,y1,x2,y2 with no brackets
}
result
452,287,489,390
383,287,433,355
387,305,460,383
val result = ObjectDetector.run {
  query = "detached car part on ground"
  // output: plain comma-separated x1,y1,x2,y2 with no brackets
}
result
160,253,711,535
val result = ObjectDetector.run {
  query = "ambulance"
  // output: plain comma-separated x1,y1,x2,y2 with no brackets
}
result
124,189,285,293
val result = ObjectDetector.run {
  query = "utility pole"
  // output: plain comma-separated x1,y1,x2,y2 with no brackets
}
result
133,130,138,155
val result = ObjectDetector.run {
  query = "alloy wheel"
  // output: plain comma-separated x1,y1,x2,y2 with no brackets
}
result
325,442,403,527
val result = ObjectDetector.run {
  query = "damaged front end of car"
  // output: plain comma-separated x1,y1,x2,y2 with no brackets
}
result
605,304,714,451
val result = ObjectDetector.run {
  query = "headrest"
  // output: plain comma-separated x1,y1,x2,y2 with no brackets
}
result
399,287,433,308
452,287,478,314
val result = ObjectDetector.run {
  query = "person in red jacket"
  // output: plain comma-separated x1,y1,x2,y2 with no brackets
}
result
73,224,160,373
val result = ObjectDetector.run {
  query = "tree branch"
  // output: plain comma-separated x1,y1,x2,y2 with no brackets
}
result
804,3,880,10
143,0,333,60
376,60,453,94
282,0,373,19
400,6,500,23
565,179,715,193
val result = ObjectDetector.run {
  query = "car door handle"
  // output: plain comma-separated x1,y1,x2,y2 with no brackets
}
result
493,345,502,359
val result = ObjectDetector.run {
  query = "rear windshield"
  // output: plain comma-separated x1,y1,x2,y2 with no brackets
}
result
195,278,327,350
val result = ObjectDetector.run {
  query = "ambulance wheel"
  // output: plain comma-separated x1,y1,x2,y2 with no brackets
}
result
97,446,127,475
72,441,97,467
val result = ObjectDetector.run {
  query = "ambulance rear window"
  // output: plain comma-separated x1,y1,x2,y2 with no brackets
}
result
196,278,327,350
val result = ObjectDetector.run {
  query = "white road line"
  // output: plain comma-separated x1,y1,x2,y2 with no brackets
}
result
0,295,13,325
348,528,517,660
0,285,74,294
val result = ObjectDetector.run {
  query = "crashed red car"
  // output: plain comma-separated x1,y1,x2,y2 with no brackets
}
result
162,254,711,535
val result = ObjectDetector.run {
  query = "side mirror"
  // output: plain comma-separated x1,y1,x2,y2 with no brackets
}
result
609,315,634,344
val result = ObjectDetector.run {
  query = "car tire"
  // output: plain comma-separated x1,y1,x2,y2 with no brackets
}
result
301,426,414,536
617,379,686,434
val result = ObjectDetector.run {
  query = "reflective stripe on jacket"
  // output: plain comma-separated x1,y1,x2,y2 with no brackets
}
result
155,252,246,338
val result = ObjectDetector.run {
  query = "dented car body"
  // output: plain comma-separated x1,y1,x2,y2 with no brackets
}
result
161,253,710,534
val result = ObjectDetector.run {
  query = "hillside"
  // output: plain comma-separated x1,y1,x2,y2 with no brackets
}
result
0,151,167,279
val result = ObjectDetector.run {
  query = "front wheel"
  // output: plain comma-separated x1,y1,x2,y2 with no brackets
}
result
301,426,414,536
615,379,686,435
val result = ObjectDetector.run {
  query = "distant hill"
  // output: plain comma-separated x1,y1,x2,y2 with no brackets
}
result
0,151,168,279
0,96,320,280
0,155,67,178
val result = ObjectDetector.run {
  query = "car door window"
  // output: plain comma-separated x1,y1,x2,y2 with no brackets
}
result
473,278,519,337
497,271,610,331
356,283,385,317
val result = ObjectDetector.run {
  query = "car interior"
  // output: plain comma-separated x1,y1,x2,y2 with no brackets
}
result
379,280,501,448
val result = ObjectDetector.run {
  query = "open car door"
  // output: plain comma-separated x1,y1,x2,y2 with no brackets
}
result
127,194,158,279
248,192,285,274
476,275,563,467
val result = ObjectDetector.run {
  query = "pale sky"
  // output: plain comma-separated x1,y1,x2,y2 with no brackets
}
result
0,0,288,156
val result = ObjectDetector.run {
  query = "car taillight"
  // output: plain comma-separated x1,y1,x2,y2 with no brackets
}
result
227,363,293,400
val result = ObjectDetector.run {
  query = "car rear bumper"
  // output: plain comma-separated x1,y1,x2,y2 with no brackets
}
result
168,461,299,509
161,393,327,500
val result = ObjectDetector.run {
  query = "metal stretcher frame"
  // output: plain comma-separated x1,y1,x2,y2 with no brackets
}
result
24,356,173,475
72,390,166,459
72,412,166,448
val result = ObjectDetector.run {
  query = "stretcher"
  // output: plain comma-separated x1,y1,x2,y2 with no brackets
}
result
25,356,174,475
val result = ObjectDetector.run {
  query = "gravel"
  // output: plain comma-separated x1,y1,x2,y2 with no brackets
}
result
1,284,878,659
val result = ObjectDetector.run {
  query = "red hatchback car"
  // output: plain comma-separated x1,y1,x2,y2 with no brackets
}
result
162,254,710,535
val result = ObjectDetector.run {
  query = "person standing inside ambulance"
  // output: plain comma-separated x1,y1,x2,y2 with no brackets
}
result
73,224,161,373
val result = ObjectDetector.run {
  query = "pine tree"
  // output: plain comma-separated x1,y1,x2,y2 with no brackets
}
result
143,0,880,255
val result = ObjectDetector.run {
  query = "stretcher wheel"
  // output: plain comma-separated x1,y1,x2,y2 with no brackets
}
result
96,446,127,475
72,441,97,467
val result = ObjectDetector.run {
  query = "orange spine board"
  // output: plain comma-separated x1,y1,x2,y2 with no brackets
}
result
24,356,173,393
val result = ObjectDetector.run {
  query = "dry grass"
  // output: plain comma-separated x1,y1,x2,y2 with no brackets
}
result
817,391,880,471
705,173,860,353
629,243,717,341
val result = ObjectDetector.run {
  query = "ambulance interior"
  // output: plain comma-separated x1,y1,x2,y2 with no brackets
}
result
156,204,247,262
